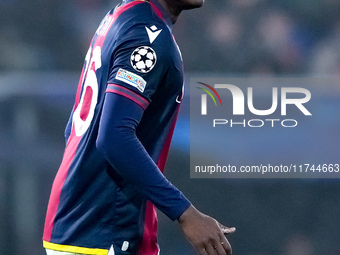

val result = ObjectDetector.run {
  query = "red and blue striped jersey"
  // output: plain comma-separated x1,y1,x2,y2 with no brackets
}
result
43,1,190,254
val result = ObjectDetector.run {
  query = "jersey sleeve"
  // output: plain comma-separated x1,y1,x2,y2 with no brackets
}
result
96,92,191,220
107,23,171,104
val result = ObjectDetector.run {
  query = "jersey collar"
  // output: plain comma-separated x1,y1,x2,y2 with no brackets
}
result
119,0,173,30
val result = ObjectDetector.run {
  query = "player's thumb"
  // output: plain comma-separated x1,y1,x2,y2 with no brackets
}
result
218,223,236,235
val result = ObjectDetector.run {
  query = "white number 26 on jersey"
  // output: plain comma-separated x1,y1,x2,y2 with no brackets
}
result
73,46,102,137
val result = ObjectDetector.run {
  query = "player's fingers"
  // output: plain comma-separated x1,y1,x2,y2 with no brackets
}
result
218,223,236,235
204,243,218,255
222,227,236,235
211,241,227,255
194,242,209,255
197,246,209,255
217,231,232,254
219,236,232,255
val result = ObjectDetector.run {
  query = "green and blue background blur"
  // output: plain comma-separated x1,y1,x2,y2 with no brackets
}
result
1,0,340,254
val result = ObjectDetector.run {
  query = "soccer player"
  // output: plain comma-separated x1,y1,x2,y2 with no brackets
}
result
43,0,235,255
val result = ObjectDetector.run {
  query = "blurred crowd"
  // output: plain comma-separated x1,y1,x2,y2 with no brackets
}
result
1,0,340,75
177,0,340,75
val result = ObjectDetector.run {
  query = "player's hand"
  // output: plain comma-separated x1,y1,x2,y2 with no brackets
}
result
178,205,235,255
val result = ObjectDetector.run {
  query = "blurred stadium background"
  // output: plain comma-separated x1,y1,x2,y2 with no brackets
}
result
1,0,340,254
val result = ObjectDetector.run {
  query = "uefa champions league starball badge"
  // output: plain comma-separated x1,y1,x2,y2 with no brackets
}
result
130,46,157,73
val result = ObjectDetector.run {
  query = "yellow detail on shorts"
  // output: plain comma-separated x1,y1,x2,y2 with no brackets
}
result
43,241,109,255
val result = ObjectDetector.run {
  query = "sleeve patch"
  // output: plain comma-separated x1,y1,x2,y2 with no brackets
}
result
130,46,157,73
115,68,147,92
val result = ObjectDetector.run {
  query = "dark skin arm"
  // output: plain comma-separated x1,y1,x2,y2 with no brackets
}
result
178,205,236,255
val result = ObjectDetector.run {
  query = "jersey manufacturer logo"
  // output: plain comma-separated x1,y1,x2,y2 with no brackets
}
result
130,46,157,73
108,245,115,255
145,25,162,43
115,68,147,92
